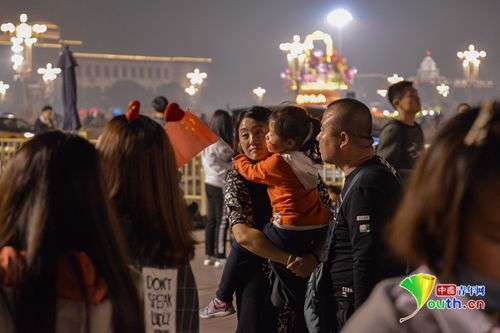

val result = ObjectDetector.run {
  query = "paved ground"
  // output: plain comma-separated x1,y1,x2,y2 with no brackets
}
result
192,229,237,332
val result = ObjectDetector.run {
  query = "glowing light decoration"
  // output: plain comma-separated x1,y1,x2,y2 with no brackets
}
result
387,74,404,84
377,89,388,97
0,81,10,100
457,44,486,84
436,83,450,97
279,35,313,60
252,86,265,97
37,63,61,82
279,30,356,104
419,108,441,117
1,13,46,74
185,85,197,96
296,93,327,105
186,68,207,86
252,86,266,104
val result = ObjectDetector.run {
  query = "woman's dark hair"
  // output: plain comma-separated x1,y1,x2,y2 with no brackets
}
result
0,131,144,333
388,102,500,281
209,109,233,146
233,106,272,151
97,115,196,267
269,105,322,163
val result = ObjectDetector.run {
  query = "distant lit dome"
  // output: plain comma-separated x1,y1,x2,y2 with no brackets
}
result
417,52,440,83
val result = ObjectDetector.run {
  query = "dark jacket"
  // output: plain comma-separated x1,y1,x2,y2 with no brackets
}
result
327,156,405,309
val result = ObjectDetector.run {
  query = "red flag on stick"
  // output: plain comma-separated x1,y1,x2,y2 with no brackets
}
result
163,103,219,168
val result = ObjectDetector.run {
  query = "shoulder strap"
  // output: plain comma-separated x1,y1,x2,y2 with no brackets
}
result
324,167,370,257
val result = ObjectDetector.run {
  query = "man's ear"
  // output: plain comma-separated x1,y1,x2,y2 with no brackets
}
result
339,131,349,148
392,98,401,110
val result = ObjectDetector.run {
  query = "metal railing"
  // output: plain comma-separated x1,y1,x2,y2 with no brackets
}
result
0,138,25,173
0,138,344,216
180,154,207,216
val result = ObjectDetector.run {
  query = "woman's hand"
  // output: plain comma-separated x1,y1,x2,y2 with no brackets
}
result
287,254,319,278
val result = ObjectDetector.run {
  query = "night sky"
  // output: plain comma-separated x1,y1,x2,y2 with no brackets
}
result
1,0,499,111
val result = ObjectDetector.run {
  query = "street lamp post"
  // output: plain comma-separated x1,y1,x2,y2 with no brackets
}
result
252,86,266,104
187,68,207,86
377,89,388,98
37,63,61,103
457,44,486,84
326,8,353,55
387,73,404,84
436,83,450,97
457,44,486,103
0,81,10,101
185,85,197,96
185,68,207,110
1,14,47,79
1,13,47,115
279,35,312,94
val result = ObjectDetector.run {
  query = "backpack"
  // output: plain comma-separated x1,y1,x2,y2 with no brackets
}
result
304,167,369,333
304,261,333,332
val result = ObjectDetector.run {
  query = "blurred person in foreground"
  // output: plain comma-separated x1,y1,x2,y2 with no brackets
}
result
0,131,144,333
97,112,199,332
457,103,471,114
343,102,500,332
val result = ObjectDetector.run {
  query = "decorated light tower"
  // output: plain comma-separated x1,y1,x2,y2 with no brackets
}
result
279,30,356,106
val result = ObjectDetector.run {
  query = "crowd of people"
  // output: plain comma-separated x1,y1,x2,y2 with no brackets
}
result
0,85,498,333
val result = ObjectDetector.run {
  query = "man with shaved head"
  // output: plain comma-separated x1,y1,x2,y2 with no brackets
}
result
315,98,406,332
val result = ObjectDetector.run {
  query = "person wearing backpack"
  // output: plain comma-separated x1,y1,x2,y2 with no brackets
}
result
292,99,406,332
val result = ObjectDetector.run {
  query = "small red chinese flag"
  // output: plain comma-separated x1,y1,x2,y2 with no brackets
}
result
163,103,219,168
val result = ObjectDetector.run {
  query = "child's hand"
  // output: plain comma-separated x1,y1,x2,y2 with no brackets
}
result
287,254,319,277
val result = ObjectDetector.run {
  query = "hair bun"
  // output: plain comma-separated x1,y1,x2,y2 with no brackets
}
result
126,100,141,121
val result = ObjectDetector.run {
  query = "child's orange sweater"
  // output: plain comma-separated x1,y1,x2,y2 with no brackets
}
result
233,153,331,229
